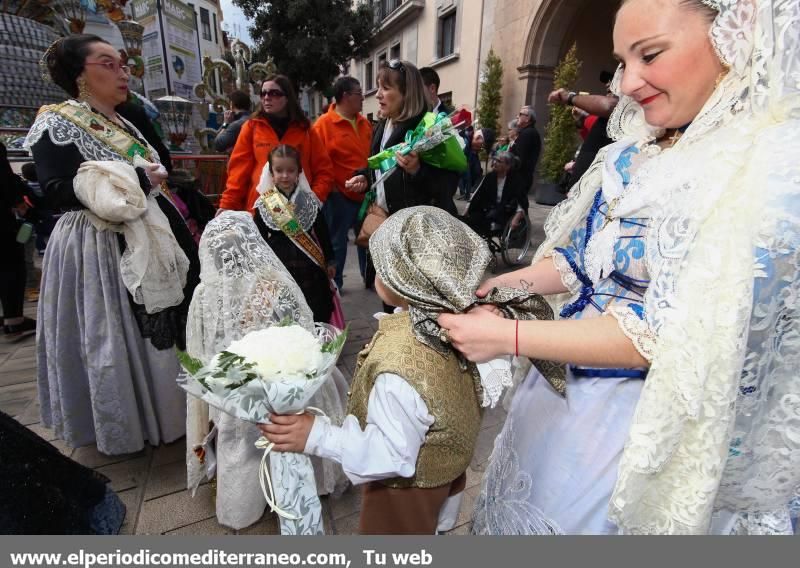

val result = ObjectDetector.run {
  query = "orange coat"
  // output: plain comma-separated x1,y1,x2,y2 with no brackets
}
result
219,115,334,211
311,104,372,203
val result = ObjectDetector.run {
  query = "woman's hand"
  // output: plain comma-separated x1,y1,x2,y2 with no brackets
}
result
345,175,369,193
143,163,168,188
327,265,337,280
438,307,515,363
395,151,421,176
257,413,315,453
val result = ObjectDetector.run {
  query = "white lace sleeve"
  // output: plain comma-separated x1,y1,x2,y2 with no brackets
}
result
549,251,583,296
606,305,656,363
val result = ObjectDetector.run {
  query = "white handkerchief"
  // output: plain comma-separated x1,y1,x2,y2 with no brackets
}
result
477,355,516,408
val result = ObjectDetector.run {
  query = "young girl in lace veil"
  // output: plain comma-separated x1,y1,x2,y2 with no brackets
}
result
440,0,800,534
185,211,348,530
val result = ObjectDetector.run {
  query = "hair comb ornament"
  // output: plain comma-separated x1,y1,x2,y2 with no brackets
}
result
39,37,64,83
700,0,722,10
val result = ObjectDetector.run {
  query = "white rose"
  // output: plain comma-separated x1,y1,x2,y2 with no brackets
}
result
225,325,324,381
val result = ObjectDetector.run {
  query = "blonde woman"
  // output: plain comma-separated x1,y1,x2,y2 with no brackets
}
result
346,60,459,216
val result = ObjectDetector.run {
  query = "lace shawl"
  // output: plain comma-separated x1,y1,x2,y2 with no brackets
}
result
253,164,321,232
185,211,314,363
73,160,190,314
533,0,800,533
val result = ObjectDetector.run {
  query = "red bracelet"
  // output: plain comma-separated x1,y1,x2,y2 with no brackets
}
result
515,320,519,357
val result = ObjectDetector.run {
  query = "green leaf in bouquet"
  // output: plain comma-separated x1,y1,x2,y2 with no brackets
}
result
214,351,260,390
176,349,204,375
276,316,296,327
322,325,349,355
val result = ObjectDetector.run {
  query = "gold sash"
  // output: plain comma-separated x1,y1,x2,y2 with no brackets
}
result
46,101,180,203
47,101,152,162
260,189,327,269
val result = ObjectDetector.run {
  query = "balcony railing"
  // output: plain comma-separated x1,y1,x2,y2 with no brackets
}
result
373,0,404,23
370,0,424,35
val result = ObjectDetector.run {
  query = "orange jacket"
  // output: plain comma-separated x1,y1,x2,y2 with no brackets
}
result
219,115,334,211
311,104,372,203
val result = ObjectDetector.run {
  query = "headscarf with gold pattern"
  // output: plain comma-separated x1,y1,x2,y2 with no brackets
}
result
368,206,564,392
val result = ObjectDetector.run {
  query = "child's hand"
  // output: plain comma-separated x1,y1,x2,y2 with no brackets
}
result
327,265,337,280
345,175,368,193
257,413,315,453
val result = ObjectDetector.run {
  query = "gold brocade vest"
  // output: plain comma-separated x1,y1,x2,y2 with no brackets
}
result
347,312,481,489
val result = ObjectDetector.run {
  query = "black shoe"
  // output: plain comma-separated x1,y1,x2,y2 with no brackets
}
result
4,317,36,340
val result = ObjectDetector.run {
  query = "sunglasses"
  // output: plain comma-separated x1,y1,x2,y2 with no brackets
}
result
386,59,406,74
85,60,130,74
261,89,286,98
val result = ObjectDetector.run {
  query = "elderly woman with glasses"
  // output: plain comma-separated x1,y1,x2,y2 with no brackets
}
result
24,34,200,456
217,74,334,212
345,59,460,216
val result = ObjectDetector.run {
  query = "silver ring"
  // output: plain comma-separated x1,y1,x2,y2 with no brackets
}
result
439,328,451,344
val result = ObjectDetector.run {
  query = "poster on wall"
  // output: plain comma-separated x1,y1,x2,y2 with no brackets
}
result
132,0,202,101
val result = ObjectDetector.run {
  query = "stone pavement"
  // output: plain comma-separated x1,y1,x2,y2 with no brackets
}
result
0,201,552,535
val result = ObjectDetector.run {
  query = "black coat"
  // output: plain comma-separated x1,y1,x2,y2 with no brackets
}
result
570,117,611,185
465,170,529,233
254,210,335,323
511,123,542,189
367,110,459,216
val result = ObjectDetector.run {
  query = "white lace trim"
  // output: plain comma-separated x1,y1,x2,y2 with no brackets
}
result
549,252,582,296
605,306,656,363
23,100,161,166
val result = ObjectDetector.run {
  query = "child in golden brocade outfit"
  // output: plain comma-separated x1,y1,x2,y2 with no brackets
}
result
259,206,493,534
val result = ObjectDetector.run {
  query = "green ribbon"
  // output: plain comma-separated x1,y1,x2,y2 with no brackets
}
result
366,112,451,172
357,189,376,222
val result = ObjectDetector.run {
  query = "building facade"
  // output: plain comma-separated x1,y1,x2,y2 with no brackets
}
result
351,0,618,130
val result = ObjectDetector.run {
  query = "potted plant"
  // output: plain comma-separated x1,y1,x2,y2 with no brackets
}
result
536,43,581,206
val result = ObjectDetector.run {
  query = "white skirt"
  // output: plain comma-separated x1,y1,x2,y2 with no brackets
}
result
472,366,643,534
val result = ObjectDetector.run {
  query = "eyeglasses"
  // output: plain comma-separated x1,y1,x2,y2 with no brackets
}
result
85,60,130,74
261,89,286,99
346,90,364,97
386,59,406,74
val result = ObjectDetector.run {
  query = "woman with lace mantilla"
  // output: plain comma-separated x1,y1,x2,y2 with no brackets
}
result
439,0,800,534
24,35,199,456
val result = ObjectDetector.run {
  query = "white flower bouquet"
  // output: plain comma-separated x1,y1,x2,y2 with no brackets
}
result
177,321,347,535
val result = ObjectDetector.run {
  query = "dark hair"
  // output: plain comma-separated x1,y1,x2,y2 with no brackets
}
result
21,163,38,182
43,34,109,98
376,60,428,122
599,70,615,84
419,67,440,90
268,144,303,173
333,76,361,103
229,90,251,112
257,75,310,129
